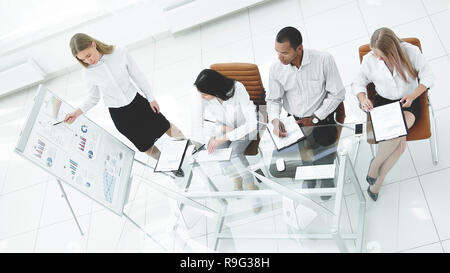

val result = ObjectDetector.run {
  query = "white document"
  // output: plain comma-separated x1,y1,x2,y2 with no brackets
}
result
196,148,232,162
295,164,336,180
267,116,305,151
369,101,408,142
154,139,188,172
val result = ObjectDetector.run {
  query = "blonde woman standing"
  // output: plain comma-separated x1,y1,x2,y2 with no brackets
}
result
66,33,186,176
352,28,434,201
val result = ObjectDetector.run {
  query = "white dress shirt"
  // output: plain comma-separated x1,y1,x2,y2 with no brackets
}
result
266,49,346,123
79,47,155,113
352,42,434,100
191,81,257,142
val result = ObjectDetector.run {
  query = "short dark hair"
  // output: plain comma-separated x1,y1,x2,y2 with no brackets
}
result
194,69,236,101
276,26,303,49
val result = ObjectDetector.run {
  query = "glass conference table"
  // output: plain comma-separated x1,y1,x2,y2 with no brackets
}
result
132,123,366,253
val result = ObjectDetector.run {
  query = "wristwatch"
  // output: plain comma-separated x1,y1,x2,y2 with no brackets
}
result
312,116,319,124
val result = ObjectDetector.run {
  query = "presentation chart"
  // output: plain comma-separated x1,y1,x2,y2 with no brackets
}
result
15,86,135,216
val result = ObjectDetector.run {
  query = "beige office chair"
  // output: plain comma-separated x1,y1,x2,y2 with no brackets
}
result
358,37,438,164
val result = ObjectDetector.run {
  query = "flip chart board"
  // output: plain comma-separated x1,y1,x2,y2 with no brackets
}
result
15,85,135,216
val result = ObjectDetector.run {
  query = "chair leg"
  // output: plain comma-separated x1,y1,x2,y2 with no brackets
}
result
429,104,439,165
352,136,361,166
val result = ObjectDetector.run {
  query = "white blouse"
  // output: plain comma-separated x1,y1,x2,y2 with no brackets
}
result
191,81,257,142
78,47,155,113
352,42,434,100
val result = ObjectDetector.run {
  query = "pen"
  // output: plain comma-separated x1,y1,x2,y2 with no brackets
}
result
192,144,205,155
53,121,64,126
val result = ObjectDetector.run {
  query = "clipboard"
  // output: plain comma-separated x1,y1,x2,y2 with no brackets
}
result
154,139,189,172
267,116,306,151
369,101,409,143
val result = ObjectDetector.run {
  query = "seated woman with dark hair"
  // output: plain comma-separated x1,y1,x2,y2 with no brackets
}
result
193,69,262,213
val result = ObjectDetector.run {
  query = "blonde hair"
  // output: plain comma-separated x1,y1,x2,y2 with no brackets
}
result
69,33,115,67
370,27,418,82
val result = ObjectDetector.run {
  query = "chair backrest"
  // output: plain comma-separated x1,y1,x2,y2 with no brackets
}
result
210,63,266,106
210,63,266,156
358,37,431,141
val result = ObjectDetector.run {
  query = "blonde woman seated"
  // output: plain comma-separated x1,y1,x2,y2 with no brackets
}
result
352,28,434,201
193,69,262,213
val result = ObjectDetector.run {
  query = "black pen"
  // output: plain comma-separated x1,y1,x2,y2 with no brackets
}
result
192,144,205,155
53,121,64,126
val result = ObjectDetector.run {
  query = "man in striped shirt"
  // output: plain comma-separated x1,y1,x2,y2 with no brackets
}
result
267,26,345,136
267,26,346,199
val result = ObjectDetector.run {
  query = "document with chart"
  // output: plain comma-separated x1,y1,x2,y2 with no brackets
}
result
267,116,306,151
369,101,408,143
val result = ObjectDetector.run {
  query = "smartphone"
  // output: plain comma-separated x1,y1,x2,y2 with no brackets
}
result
355,123,363,136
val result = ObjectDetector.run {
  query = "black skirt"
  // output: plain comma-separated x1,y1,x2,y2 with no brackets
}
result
109,92,170,152
374,94,420,120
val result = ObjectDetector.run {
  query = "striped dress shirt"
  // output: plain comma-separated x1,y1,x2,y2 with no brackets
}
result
266,48,346,123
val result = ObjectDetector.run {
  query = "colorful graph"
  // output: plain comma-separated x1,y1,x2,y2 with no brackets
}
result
51,96,62,119
34,139,45,159
103,172,116,203
69,159,78,176
46,157,53,167
79,136,86,152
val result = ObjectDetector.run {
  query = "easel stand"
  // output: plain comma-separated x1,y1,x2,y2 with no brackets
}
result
56,179,84,236
55,175,167,251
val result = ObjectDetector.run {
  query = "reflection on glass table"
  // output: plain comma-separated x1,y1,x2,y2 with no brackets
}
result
130,124,367,252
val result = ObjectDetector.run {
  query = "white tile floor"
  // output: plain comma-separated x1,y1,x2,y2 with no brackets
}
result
1,0,450,253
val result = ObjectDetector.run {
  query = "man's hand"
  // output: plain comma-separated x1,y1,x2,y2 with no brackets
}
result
272,119,287,138
296,117,314,126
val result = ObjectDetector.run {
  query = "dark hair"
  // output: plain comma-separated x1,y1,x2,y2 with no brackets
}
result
194,69,236,101
276,26,303,50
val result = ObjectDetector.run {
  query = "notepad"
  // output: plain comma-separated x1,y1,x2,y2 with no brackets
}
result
154,139,189,172
267,116,306,151
294,164,336,180
196,148,232,162
369,101,408,143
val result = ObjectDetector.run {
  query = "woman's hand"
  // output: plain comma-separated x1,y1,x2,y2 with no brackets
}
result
400,94,415,108
149,100,160,114
64,108,83,124
207,136,227,154
357,93,374,112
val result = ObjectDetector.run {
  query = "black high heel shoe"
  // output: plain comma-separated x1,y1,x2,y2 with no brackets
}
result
367,186,379,201
366,158,377,185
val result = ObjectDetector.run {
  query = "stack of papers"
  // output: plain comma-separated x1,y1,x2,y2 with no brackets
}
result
267,116,305,151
